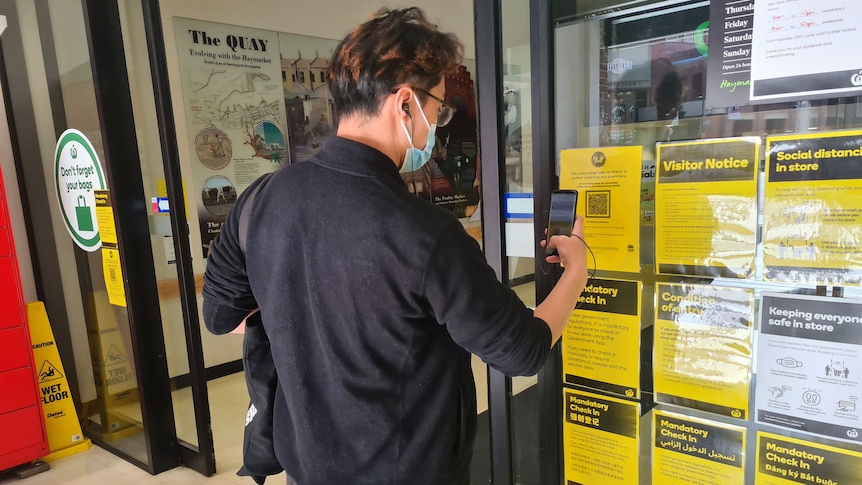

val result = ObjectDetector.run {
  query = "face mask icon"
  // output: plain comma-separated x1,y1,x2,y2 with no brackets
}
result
776,357,803,368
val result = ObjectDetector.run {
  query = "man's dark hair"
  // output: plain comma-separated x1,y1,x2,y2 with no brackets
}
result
328,7,463,120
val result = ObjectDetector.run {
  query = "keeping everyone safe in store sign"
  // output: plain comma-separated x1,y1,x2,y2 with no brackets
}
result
653,410,746,485
763,130,862,284
559,146,642,273
563,389,639,484
654,283,753,419
755,431,862,485
655,137,759,278
563,278,642,398
755,293,862,444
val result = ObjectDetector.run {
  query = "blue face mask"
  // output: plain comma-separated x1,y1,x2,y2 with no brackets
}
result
399,95,437,173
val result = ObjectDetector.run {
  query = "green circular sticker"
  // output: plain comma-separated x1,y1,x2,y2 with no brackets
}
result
694,21,709,57
54,129,106,252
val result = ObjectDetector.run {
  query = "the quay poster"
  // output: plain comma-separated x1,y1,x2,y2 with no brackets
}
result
750,0,862,103
174,18,288,257
763,130,862,284
278,32,338,165
755,293,862,443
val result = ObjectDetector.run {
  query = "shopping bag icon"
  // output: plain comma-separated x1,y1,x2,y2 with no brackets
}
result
75,195,94,232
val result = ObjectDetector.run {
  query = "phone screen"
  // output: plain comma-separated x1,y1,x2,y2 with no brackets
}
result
546,190,578,256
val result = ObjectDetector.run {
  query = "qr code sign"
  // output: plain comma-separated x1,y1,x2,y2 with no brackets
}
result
585,191,610,218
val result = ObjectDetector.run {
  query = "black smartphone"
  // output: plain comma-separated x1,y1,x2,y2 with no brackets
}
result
545,190,578,256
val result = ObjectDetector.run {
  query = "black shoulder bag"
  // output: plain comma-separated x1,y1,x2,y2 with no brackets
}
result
236,173,283,484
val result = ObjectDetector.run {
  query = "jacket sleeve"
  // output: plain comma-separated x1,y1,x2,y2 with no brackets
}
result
421,221,551,376
202,193,258,335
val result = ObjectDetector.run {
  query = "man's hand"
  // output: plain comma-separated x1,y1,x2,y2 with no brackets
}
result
541,217,588,275
536,216,589,345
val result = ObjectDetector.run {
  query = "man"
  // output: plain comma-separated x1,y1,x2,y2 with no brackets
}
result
203,8,588,484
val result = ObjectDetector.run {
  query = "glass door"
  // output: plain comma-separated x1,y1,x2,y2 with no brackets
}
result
113,0,216,475
10,0,205,474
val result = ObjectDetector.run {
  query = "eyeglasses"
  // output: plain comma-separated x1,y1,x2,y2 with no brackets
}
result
391,87,458,127
414,88,457,127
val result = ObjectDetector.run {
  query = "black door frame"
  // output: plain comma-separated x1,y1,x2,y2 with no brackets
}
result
527,0,564,484
475,0,515,483
474,0,561,483
82,0,217,475
81,0,184,474
139,0,216,475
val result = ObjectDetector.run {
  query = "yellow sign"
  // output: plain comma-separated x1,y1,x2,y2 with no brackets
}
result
756,431,862,484
655,137,759,278
563,278,642,398
654,283,753,418
641,160,656,225
27,301,93,461
156,178,190,217
653,410,745,484
763,130,862,284
85,291,140,440
101,248,127,307
560,146,642,273
563,389,639,484
93,190,116,246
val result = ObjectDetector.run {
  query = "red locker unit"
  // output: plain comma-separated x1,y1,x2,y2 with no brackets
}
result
0,167,49,470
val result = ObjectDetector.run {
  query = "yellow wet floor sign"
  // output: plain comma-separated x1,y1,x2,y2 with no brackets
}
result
27,301,92,461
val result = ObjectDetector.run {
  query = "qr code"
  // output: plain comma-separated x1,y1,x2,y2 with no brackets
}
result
585,191,610,218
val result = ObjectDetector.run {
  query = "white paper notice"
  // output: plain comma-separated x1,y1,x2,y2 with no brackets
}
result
755,293,862,444
750,0,862,101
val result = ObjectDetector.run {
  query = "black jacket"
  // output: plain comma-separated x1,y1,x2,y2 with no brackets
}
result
203,137,551,484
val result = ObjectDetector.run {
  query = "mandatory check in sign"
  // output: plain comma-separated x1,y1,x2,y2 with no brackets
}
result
563,278,642,399
756,432,862,485
563,389,639,485
653,410,746,485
